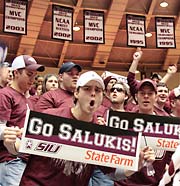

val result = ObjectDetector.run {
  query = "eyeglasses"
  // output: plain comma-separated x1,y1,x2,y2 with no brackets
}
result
110,87,125,93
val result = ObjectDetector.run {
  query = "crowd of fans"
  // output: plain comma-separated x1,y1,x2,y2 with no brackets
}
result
0,49,180,186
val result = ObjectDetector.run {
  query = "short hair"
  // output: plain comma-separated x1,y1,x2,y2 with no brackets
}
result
112,81,130,96
156,82,169,90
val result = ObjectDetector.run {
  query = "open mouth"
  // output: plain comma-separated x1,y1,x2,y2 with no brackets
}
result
90,100,95,107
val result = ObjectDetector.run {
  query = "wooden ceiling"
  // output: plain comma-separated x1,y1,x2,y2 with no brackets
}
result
0,0,180,73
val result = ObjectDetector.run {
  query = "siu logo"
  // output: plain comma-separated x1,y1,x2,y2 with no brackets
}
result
35,142,62,154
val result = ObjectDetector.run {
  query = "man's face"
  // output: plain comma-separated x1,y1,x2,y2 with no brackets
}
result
37,76,44,85
152,77,160,84
61,67,80,92
0,66,10,87
110,83,127,104
136,85,156,113
16,69,37,92
106,79,117,92
74,80,103,114
171,98,180,116
156,86,169,105
45,75,59,92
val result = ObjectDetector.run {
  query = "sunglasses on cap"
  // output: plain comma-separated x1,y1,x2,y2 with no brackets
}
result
110,87,125,93
0,62,10,67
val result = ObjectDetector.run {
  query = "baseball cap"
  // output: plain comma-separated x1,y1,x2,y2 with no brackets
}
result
59,62,82,74
103,76,117,90
11,55,45,72
76,71,105,90
151,73,162,80
137,78,157,92
169,86,180,100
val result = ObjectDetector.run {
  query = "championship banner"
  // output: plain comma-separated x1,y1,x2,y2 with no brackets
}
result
3,0,27,34
19,110,142,171
52,5,73,41
107,110,180,151
126,14,146,47
155,17,176,48
84,10,105,44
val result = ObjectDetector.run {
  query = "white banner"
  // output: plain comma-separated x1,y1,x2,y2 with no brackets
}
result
107,110,180,151
52,5,73,41
126,14,146,47
84,10,104,44
19,110,142,171
155,17,176,48
4,0,27,34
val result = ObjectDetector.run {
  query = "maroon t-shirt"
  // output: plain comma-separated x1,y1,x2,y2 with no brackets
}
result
20,107,114,186
101,96,112,108
154,105,170,116
35,88,74,112
28,95,40,108
0,86,33,162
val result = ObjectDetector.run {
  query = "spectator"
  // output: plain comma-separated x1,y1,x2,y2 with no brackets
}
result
101,76,117,108
158,86,180,186
18,71,154,186
0,62,11,88
151,73,162,84
115,79,172,186
36,84,43,96
168,86,180,117
154,82,170,116
0,55,44,186
42,74,59,94
35,62,82,112
36,75,44,85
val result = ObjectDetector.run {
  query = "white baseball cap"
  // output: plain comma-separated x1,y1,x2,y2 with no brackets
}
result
76,71,105,90
11,55,45,72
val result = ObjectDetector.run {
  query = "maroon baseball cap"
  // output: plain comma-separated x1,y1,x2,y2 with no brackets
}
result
137,78,157,92
12,55,45,72
103,76,117,90
169,86,180,100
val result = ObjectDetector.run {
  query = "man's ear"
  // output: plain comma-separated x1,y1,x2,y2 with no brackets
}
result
13,69,19,77
135,94,138,102
58,74,63,83
125,95,129,101
170,100,175,108
74,89,79,99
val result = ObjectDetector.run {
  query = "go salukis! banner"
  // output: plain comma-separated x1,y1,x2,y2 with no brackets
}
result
107,110,180,151
19,110,141,171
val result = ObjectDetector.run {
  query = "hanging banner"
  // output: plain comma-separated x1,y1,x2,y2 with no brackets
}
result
107,110,180,151
3,0,27,34
155,17,176,48
126,14,146,47
19,110,142,171
84,10,105,44
52,5,73,41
